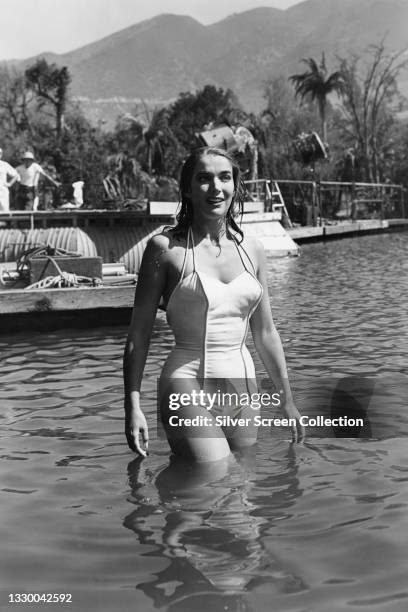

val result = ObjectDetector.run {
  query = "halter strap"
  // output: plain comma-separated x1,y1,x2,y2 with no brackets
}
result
232,235,257,275
176,227,192,283
188,227,197,272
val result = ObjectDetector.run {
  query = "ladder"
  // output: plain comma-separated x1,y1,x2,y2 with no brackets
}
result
269,181,293,228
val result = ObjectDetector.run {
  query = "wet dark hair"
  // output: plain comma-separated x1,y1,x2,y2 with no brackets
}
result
173,147,246,241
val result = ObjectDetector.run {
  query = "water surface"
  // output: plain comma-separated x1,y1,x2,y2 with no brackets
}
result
1,232,407,612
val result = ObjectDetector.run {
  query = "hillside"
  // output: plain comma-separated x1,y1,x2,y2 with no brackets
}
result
6,0,408,120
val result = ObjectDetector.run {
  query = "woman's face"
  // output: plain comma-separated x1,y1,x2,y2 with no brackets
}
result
187,154,235,221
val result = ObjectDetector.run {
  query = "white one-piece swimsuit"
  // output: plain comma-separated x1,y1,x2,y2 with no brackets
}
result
160,227,263,401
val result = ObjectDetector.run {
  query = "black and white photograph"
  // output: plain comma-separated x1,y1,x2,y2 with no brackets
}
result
1,1,407,611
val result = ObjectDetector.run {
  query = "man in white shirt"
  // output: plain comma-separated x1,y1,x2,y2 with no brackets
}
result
15,151,60,211
0,147,19,212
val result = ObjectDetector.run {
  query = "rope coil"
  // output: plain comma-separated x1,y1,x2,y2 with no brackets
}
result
1,243,102,290
25,252,101,290
25,271,102,290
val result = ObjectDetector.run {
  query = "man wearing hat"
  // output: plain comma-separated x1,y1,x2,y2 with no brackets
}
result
15,151,61,211
0,147,20,212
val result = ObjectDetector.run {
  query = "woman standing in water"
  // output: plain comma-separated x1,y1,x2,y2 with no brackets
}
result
124,147,304,460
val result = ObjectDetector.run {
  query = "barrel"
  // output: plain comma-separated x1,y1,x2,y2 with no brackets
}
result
0,227,97,263
0,223,163,273
86,223,163,273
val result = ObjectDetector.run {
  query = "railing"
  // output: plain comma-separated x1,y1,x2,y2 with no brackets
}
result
274,180,406,226
244,179,272,204
7,182,108,211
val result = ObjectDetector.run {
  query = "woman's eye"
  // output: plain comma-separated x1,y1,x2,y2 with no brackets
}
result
195,173,232,183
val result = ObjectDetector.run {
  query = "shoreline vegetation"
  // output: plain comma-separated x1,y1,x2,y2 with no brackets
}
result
0,40,407,213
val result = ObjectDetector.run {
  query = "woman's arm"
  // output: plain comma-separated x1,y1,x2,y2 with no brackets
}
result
249,239,305,442
123,234,169,456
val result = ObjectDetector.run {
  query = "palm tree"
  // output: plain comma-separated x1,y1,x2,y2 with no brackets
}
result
289,54,344,142
123,103,178,176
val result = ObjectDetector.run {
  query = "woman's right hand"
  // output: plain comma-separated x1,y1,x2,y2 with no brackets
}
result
125,403,149,457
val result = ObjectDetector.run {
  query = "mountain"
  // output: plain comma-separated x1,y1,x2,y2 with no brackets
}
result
63,15,226,99
284,0,408,61
6,0,408,120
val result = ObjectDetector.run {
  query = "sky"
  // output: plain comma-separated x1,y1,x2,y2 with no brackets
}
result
0,0,301,60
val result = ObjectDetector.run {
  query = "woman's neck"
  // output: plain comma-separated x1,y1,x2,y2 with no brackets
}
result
191,219,228,245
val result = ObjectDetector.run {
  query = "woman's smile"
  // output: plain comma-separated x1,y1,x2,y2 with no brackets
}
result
207,196,225,205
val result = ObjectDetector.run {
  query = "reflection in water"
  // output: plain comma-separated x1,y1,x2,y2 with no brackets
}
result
292,373,408,440
330,377,374,438
124,445,303,610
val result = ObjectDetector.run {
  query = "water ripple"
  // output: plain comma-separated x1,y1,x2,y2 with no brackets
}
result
0,232,407,611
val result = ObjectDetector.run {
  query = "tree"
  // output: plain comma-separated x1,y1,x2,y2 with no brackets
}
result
168,85,241,151
116,105,174,176
0,66,34,137
337,42,408,183
57,107,109,203
25,59,71,145
391,122,408,189
256,75,325,179
289,54,344,142
109,116,144,156
131,104,179,176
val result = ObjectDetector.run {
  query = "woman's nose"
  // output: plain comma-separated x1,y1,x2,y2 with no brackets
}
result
210,178,222,192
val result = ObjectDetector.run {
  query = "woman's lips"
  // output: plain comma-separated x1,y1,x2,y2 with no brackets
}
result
207,198,224,204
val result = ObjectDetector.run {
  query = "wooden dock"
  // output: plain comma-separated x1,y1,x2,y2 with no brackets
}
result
288,218,408,243
0,285,136,332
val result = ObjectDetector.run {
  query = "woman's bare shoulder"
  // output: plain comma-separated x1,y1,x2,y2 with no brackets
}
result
148,229,171,248
241,233,264,251
144,228,186,264
239,234,265,266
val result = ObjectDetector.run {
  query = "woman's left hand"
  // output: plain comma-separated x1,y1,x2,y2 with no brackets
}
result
281,400,305,443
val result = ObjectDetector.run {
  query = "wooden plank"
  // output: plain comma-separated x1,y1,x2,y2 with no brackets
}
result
324,224,358,236
243,221,299,256
149,201,179,216
357,220,388,230
289,219,408,242
0,285,136,314
289,227,324,240
0,308,133,333
242,201,264,213
387,218,408,226
241,212,281,223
